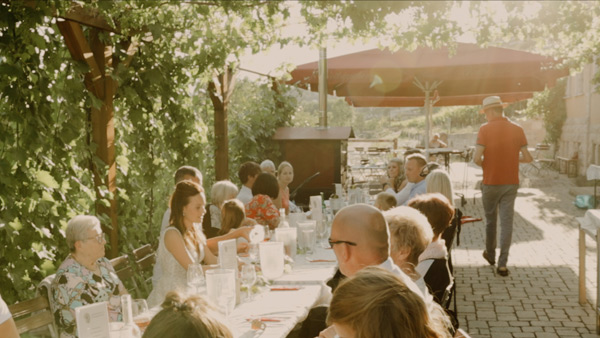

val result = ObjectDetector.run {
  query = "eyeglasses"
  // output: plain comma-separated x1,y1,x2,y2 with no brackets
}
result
328,238,357,248
86,233,106,244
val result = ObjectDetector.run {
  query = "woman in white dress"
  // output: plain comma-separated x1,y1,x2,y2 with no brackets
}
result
148,180,218,307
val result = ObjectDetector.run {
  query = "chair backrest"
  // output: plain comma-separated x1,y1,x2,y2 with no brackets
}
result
132,244,157,297
9,295,57,337
132,244,153,261
440,280,455,310
110,255,139,293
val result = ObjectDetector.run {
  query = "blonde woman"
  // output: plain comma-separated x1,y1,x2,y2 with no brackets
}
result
426,169,454,206
324,266,451,338
380,157,406,193
276,161,294,214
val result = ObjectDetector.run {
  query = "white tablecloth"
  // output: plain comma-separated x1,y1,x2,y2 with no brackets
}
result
272,248,337,285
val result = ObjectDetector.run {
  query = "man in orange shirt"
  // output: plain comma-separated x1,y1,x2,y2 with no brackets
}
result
473,96,533,277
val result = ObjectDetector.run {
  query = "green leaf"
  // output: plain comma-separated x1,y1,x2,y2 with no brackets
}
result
35,170,59,189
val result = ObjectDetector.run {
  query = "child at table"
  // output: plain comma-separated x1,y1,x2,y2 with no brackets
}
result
219,199,255,253
374,192,397,211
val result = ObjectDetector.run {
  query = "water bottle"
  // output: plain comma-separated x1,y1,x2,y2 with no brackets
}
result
278,208,289,228
119,294,141,338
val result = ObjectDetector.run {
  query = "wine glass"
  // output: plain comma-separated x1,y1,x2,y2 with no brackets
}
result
132,299,150,332
248,243,259,264
240,264,257,301
187,263,205,294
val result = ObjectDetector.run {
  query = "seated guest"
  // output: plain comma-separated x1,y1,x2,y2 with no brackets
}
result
396,153,428,205
374,191,397,211
148,181,218,307
300,204,432,338
236,161,261,205
1,294,20,338
245,173,280,229
385,206,433,285
429,133,448,148
219,199,256,253
408,193,455,304
379,157,406,193
202,180,238,238
142,291,232,338
276,161,294,214
324,267,451,338
51,215,126,337
426,169,455,206
161,166,203,232
260,159,276,175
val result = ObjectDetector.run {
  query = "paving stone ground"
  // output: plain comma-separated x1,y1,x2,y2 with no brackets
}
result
448,161,597,337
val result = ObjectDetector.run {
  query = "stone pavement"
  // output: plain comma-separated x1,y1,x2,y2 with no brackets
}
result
448,161,597,337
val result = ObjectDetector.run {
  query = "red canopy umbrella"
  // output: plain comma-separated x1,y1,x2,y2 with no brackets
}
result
287,43,567,151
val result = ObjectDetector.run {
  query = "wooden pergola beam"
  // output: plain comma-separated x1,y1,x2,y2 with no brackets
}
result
57,19,121,258
208,67,236,180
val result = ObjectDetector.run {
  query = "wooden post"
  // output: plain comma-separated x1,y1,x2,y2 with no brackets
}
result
57,20,120,258
208,67,236,181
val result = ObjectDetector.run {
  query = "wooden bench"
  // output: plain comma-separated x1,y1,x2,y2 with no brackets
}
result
557,156,578,177
9,295,57,337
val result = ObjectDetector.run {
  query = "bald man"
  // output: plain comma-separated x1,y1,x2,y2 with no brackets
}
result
317,204,436,338
329,204,426,299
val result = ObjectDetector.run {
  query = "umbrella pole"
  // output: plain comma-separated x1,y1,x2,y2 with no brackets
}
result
425,83,431,157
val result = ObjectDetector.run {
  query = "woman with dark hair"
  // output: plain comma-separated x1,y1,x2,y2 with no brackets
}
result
245,173,280,229
142,291,232,338
148,181,218,307
408,193,455,305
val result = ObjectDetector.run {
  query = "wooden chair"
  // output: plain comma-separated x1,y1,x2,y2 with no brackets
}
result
110,254,139,295
132,244,156,297
9,295,57,337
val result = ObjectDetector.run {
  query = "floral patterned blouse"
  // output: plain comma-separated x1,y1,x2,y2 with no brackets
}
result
246,194,280,229
51,255,125,338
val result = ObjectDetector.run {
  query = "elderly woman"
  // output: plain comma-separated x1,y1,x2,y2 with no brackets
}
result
202,180,238,238
245,173,280,229
260,159,276,175
384,206,433,289
51,215,126,337
148,180,218,307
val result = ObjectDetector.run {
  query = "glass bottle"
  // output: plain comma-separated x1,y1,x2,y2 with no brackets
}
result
278,208,289,228
119,294,141,338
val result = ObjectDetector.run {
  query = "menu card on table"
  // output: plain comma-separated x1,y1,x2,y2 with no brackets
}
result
75,301,110,338
218,238,238,269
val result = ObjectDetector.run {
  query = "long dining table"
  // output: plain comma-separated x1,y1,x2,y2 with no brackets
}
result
111,246,339,338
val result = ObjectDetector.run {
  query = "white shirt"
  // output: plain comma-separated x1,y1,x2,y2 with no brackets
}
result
237,185,253,205
386,182,414,206
160,208,170,233
0,295,11,324
378,257,434,311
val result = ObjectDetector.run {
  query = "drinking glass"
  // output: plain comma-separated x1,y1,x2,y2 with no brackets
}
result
248,243,259,264
275,227,297,260
131,299,150,332
301,229,316,255
186,263,205,294
259,242,284,280
240,264,257,301
206,269,236,316
316,219,329,248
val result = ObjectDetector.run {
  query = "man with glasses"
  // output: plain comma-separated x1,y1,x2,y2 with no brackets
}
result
328,204,425,298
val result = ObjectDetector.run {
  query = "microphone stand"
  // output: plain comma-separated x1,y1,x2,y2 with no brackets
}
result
290,172,320,201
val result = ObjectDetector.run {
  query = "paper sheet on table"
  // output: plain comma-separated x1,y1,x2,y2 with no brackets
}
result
75,302,110,338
